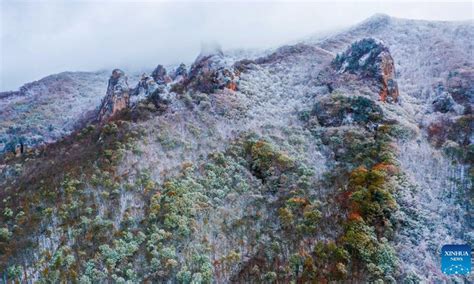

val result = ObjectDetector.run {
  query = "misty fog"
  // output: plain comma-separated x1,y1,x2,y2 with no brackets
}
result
1,0,472,91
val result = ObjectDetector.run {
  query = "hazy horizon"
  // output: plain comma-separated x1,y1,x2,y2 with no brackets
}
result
1,0,473,91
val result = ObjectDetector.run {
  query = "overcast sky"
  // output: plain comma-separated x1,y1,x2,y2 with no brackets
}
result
1,0,472,91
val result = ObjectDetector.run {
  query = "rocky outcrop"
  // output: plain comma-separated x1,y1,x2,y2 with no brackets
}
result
426,114,473,147
151,65,171,84
446,68,474,113
378,50,399,103
97,69,130,122
185,44,239,93
93,66,172,126
130,73,160,105
172,63,187,81
333,38,399,103
431,91,456,113
130,71,173,110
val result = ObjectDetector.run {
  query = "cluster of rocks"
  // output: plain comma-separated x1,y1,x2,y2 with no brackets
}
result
97,45,240,122
132,73,158,99
98,65,181,121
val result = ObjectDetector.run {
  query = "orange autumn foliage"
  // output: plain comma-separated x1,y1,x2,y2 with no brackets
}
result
372,162,398,175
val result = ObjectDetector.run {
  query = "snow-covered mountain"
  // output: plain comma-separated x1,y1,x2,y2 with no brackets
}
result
0,14,472,283
0,71,109,153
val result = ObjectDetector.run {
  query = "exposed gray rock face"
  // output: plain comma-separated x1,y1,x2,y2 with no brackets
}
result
97,69,130,122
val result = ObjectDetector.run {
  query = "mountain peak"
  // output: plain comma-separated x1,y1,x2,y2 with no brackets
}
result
366,13,391,21
356,13,392,31
196,41,224,62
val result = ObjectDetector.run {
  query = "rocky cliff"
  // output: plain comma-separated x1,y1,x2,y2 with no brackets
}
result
98,69,131,122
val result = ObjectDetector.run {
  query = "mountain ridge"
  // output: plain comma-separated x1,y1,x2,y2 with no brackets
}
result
0,14,472,282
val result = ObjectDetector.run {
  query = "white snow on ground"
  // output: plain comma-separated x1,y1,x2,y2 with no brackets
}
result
303,15,473,280
395,139,472,281
0,71,109,151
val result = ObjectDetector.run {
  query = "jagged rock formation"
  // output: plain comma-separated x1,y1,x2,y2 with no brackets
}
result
110,69,172,113
185,44,239,93
151,65,172,84
172,63,188,81
128,73,158,106
97,69,130,122
333,38,399,102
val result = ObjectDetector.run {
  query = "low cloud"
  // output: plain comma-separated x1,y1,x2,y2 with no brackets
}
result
1,1,472,91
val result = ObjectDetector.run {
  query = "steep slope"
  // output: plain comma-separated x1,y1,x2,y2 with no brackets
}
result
0,15,472,283
308,14,474,281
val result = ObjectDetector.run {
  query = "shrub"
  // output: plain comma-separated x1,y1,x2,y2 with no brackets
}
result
278,207,294,228
0,227,11,241
7,265,23,280
312,95,383,127
264,271,277,282
177,267,192,283
243,139,295,182
3,207,13,218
